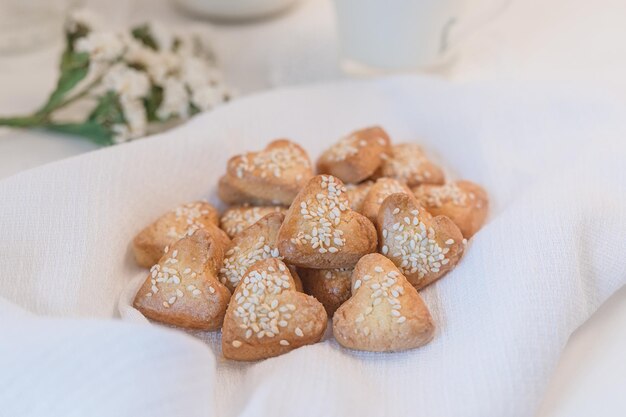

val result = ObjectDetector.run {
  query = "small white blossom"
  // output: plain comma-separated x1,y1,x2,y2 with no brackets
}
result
191,85,224,111
113,96,147,143
124,39,179,86
75,31,126,62
157,77,189,120
180,56,220,91
65,8,101,33
102,63,150,100
148,22,175,51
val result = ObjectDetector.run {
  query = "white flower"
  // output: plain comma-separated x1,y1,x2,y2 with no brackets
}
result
180,56,221,91
66,8,101,33
124,39,179,86
191,85,225,111
102,63,150,100
157,77,189,120
113,96,147,143
148,22,175,51
75,31,127,62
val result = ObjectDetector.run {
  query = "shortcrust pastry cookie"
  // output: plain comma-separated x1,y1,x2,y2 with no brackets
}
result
333,254,435,352
133,230,231,330
222,258,327,361
374,143,445,187
277,175,377,269
220,205,287,238
317,126,391,184
377,193,464,290
218,139,314,206
413,180,488,238
132,201,226,268
361,177,412,224
345,181,373,213
299,267,353,316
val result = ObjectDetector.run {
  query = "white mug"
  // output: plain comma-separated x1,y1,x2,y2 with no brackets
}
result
174,0,299,21
333,0,510,73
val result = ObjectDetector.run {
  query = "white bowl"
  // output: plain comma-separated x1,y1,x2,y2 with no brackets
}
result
174,0,299,21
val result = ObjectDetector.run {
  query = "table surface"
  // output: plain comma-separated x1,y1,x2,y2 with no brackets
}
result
1,0,625,415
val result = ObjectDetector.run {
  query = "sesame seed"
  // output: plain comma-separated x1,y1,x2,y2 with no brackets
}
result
445,239,454,245
280,340,290,346
295,327,304,337
353,279,362,290
382,203,449,278
414,182,468,208
374,266,384,273
232,340,242,348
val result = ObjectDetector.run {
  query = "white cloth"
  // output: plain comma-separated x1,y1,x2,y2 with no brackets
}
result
1,76,625,417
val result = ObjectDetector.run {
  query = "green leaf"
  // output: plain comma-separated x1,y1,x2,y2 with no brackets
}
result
131,24,158,50
42,122,113,146
88,91,126,126
143,85,163,122
37,51,91,116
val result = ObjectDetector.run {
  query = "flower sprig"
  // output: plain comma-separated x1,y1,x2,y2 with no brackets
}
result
0,10,232,145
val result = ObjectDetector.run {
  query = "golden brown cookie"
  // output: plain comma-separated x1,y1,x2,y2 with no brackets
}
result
133,230,231,330
413,180,488,238
222,258,327,361
132,201,226,268
316,126,391,184
333,253,435,352
219,212,285,293
345,181,373,213
299,267,353,316
361,177,412,224
277,175,378,269
377,193,464,290
220,205,287,238
374,143,445,187
218,139,314,206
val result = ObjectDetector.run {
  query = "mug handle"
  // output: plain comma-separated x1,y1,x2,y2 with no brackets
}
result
442,0,513,54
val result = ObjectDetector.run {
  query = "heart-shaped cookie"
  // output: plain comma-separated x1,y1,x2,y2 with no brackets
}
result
333,253,435,352
298,267,353,316
277,175,378,269
218,139,314,206
413,180,488,238
377,193,464,290
133,229,231,330
219,212,285,292
132,201,225,268
222,258,327,361
361,177,413,224
345,181,373,213
220,205,287,238
316,126,391,184
374,143,445,187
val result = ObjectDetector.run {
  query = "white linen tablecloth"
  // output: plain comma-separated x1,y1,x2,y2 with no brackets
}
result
0,77,625,417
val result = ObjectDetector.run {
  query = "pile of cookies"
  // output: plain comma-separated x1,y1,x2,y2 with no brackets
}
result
132,126,488,361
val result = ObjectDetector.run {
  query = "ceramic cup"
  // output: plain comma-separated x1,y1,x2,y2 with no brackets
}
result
334,0,510,73
174,0,299,21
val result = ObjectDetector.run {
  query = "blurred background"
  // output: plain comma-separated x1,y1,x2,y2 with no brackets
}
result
1,0,625,179
0,1,625,416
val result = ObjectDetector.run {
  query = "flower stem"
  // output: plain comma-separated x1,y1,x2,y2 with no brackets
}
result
0,115,48,128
